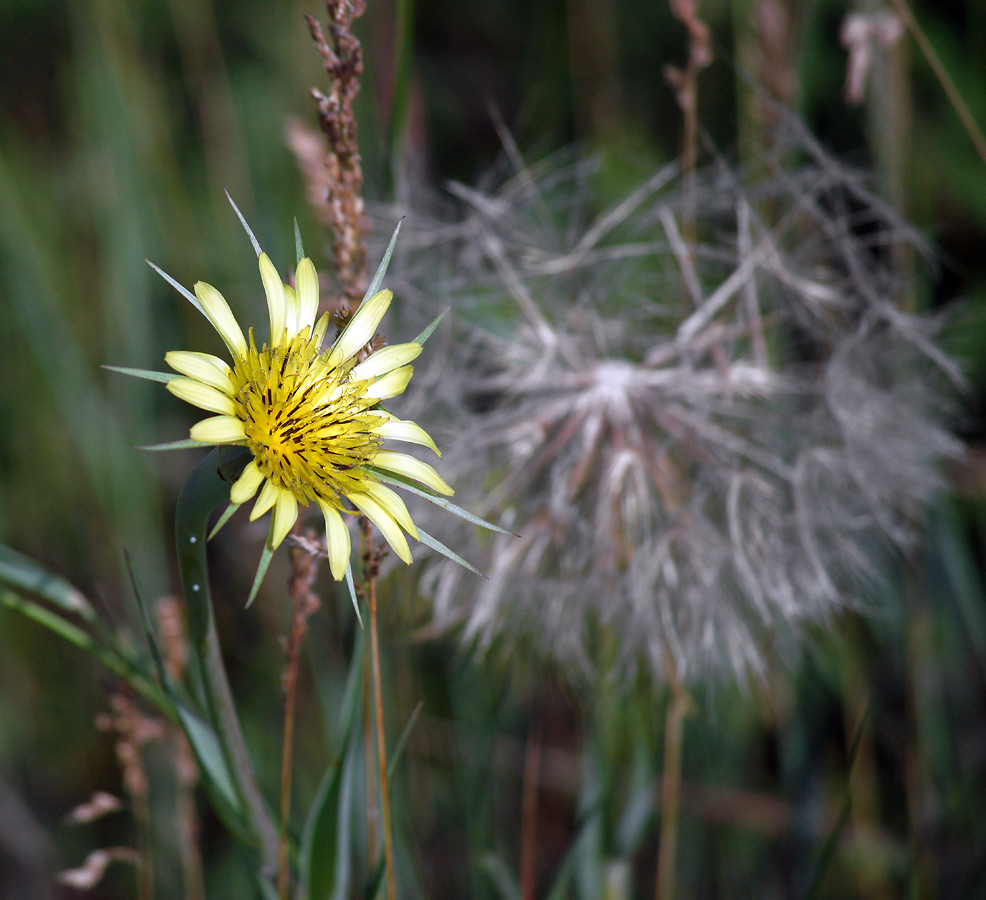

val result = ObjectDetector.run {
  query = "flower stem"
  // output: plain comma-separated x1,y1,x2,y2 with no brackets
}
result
201,612,280,873
888,0,986,169
371,576,398,900
278,535,322,900
655,657,689,900
362,521,397,900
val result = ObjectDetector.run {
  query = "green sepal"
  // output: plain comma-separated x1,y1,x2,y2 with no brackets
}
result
361,220,402,304
138,439,211,452
413,309,447,346
226,190,263,257
415,526,485,578
366,467,515,536
294,217,305,266
344,563,362,627
145,259,204,314
245,521,276,609
208,502,241,541
103,364,176,384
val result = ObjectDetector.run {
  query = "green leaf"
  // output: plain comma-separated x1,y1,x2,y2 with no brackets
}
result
0,589,167,712
478,854,521,900
387,701,423,781
124,553,246,825
385,0,415,179
124,551,169,692
103,364,176,384
175,701,243,818
802,700,870,900
175,447,249,646
0,544,96,621
174,445,279,866
300,657,362,900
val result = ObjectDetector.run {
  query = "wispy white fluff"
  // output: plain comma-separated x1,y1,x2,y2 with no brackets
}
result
383,121,960,686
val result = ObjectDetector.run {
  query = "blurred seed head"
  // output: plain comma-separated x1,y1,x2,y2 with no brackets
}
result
385,120,961,686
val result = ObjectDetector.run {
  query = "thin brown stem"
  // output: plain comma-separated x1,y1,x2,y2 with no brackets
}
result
366,527,398,900
888,0,986,169
655,657,690,900
665,0,712,244
277,614,302,899
278,532,322,900
520,725,542,900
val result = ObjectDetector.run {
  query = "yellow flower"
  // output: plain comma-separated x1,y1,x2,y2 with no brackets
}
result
161,239,452,583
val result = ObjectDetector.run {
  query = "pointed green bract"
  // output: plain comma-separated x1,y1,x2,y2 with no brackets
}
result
138,438,212,451
416,526,485,578
368,468,515,536
208,502,242,540
146,259,203,314
362,219,402,303
294,217,305,265
226,190,262,257
246,523,277,608
104,365,176,384
344,564,362,626
413,309,448,346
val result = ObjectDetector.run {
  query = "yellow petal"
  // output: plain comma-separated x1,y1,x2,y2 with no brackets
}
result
317,499,351,580
351,343,422,381
250,479,278,521
374,415,441,456
230,460,265,505
165,351,233,393
365,365,413,401
283,284,299,337
364,481,418,540
327,289,392,368
189,415,246,444
194,282,247,358
349,491,412,564
373,451,453,495
312,312,331,348
167,377,236,415
270,489,299,548
296,258,319,334
259,253,286,346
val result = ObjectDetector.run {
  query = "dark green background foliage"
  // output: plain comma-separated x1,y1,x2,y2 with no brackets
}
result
1,0,985,897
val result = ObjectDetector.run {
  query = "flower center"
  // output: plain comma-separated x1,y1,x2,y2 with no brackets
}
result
230,330,383,506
